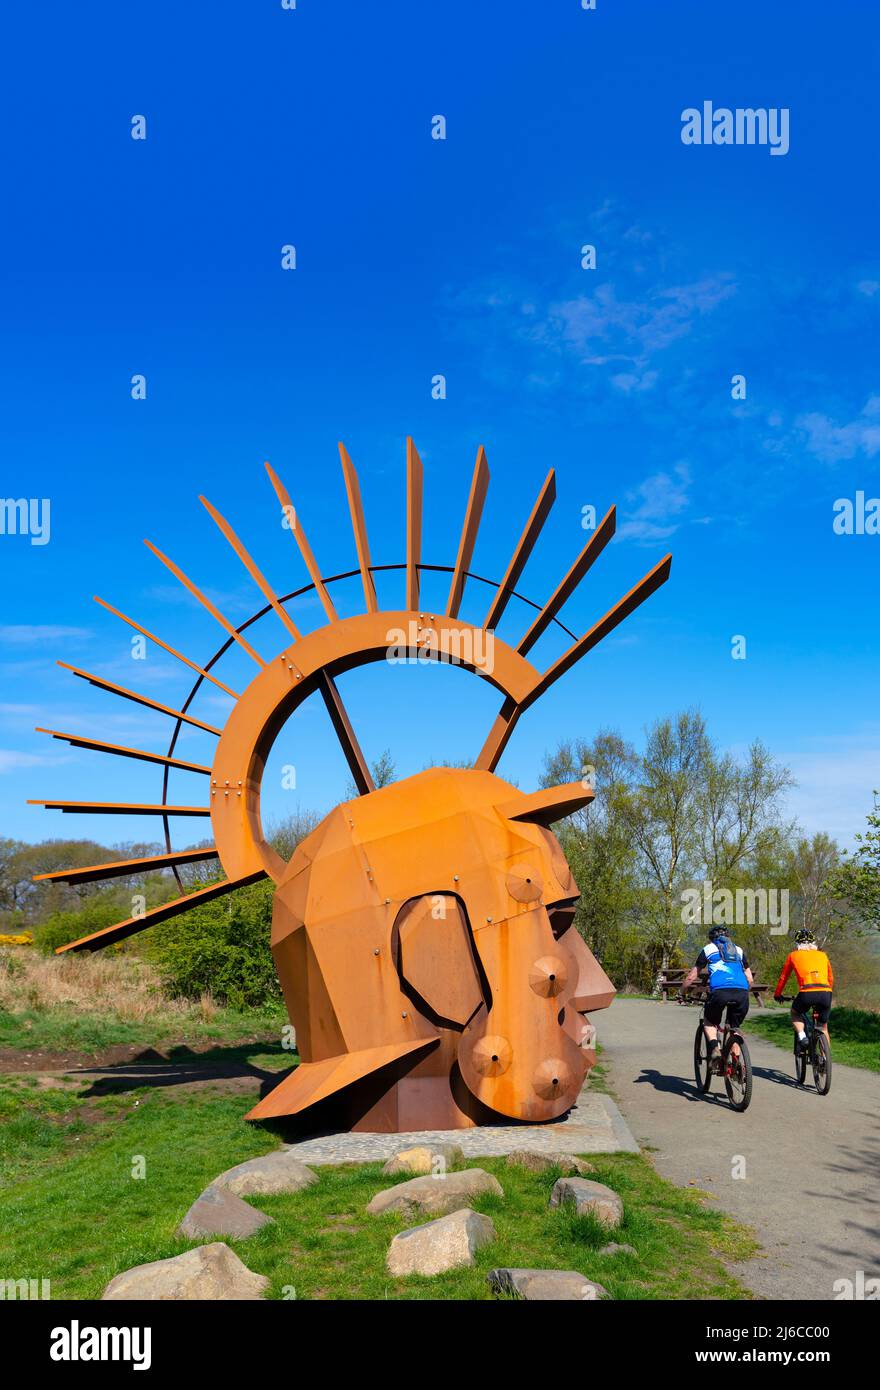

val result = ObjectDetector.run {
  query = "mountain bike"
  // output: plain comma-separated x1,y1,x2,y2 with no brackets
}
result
693,1001,753,1111
779,996,832,1096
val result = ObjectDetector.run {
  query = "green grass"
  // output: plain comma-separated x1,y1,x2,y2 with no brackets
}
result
0,1003,287,1058
744,1004,880,1072
0,1070,757,1301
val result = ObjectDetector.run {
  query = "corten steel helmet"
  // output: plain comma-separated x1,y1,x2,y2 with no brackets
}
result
31,439,671,1133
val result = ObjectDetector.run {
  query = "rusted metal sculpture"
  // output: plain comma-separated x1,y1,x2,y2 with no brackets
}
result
31,441,671,1131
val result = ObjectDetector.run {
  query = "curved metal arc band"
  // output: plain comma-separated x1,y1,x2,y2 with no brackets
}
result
159,561,578,885
207,611,543,885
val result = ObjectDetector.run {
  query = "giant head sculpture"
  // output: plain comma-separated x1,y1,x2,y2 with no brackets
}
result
33,440,670,1132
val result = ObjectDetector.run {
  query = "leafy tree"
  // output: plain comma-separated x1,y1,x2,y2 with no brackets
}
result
784,833,843,944
825,793,880,933
541,732,640,978
345,749,396,800
260,810,321,870
542,713,797,992
0,839,27,912
371,749,396,788
0,837,176,929
696,740,793,885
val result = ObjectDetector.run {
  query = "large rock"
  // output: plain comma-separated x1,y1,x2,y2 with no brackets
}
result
178,1184,274,1241
386,1208,496,1276
549,1177,623,1228
367,1168,503,1217
214,1150,317,1197
488,1267,608,1301
102,1242,269,1300
382,1143,464,1177
505,1150,595,1176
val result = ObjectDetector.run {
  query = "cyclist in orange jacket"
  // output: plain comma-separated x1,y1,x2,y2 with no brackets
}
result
774,928,834,1050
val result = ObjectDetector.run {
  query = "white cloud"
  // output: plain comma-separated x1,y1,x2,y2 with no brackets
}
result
0,625,91,644
0,703,179,744
796,396,880,463
616,463,691,543
147,583,255,618
546,276,735,366
0,749,66,773
611,370,659,394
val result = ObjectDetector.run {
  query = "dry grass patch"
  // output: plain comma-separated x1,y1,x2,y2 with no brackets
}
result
0,947,213,1025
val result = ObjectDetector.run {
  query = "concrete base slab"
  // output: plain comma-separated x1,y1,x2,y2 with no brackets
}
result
282,1091,638,1165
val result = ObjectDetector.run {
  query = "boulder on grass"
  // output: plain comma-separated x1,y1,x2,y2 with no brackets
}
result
386,1208,496,1276
178,1184,274,1241
599,1242,637,1257
488,1267,608,1301
381,1143,464,1177
549,1176,623,1228
367,1168,503,1218
505,1150,595,1176
214,1151,317,1197
102,1242,269,1300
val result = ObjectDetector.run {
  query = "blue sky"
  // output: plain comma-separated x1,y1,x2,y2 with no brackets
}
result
1,0,878,853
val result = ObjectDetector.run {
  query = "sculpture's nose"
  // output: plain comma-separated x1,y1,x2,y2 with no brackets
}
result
457,902,589,1122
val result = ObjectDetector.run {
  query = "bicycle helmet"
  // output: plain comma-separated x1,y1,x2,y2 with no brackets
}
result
794,928,817,946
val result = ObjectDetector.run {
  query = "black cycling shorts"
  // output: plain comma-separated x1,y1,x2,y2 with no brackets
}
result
704,987,750,1027
792,990,832,1025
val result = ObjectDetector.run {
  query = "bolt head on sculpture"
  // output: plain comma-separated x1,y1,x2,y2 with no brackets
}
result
33,438,670,1135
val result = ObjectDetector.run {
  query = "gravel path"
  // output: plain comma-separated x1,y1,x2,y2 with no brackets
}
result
597,998,880,1300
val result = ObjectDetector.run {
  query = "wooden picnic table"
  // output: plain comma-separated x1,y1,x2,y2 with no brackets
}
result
658,969,771,1007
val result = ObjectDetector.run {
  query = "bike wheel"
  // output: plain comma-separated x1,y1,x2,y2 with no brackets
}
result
794,1037,807,1086
723,1033,753,1112
694,1022,712,1093
811,1031,832,1095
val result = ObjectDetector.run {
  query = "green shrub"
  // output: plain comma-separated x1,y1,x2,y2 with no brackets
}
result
146,880,281,1010
34,898,131,956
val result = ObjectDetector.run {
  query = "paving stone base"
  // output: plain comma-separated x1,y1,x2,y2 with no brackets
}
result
282,1092,638,1165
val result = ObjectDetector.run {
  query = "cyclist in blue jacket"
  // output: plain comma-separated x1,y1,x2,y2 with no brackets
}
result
681,925,754,1070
